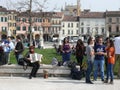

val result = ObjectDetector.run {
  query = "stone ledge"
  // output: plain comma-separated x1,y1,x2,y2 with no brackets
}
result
0,64,71,77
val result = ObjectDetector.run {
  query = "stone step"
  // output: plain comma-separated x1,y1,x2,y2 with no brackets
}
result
0,64,71,77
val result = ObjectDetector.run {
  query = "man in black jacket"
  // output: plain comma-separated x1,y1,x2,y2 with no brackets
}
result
14,36,24,63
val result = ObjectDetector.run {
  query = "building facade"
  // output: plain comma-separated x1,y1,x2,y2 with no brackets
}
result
0,6,8,40
61,15,79,39
79,11,106,40
106,11,120,36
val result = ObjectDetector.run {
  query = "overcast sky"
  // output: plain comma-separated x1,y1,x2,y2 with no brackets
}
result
0,0,120,11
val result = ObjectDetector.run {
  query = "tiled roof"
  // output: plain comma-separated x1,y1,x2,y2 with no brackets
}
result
17,11,54,17
80,12,105,18
52,12,64,18
0,6,8,12
106,11,120,16
62,15,79,21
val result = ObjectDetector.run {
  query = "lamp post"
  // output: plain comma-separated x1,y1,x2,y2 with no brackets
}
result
39,27,44,49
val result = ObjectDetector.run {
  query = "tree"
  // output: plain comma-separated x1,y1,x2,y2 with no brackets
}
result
14,0,48,46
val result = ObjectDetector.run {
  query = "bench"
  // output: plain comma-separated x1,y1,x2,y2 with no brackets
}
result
0,64,71,77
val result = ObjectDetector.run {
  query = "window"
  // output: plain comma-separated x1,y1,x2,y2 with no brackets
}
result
71,30,73,35
34,27,37,31
108,26,111,32
38,18,42,22
116,17,119,23
87,27,90,34
95,27,98,34
102,28,104,33
23,26,26,31
116,26,119,32
81,27,84,34
22,18,26,22
77,23,79,27
2,27,7,31
5,17,7,22
16,18,20,22
48,19,50,22
81,22,84,25
108,18,112,23
71,23,73,27
1,17,3,22
76,30,79,34
68,30,70,34
62,30,65,34
17,26,20,31
68,23,70,27
62,23,65,27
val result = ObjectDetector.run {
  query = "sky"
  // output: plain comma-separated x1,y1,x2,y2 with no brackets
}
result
0,0,120,11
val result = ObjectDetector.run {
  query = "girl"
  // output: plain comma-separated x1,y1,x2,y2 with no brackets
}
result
104,40,115,84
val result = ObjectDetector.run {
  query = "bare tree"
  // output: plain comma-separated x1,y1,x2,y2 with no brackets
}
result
14,0,48,46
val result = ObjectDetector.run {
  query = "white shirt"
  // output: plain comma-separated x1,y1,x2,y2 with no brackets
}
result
114,36,120,54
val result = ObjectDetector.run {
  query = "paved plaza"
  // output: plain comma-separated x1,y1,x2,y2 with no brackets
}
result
0,77,119,90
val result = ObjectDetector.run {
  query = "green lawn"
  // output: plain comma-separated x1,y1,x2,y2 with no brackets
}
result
10,48,78,64
10,48,119,74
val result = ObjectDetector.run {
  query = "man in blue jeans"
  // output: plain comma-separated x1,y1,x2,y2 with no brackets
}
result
94,36,106,82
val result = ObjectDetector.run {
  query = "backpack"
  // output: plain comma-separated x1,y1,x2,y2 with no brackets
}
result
70,62,85,80
51,57,58,66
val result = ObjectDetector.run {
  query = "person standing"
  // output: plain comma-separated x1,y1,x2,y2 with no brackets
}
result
114,35,120,78
75,39,85,69
93,36,106,82
104,40,115,84
14,36,24,63
1,37,15,64
85,37,94,84
61,37,71,63
24,46,40,79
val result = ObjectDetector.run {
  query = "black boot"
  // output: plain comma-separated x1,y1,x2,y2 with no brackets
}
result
110,79,113,84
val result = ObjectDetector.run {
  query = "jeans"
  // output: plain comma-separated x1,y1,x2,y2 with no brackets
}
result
15,54,21,64
94,59,104,81
62,52,71,62
86,60,93,82
106,63,114,81
4,52,10,64
76,56,84,67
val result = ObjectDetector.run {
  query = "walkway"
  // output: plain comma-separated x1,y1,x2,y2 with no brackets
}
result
0,77,119,90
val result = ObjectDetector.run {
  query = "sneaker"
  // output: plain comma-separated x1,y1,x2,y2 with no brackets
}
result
29,76,32,79
104,80,108,83
109,80,113,84
101,79,104,83
109,81,113,84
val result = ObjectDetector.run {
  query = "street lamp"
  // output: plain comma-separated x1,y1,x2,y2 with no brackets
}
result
39,27,44,49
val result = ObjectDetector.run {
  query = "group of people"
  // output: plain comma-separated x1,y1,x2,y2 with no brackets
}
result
60,36,120,84
0,36,40,79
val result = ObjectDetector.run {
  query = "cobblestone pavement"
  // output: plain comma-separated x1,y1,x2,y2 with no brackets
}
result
0,77,119,90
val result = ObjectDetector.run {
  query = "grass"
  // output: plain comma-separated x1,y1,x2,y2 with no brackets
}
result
9,48,119,74
9,48,78,64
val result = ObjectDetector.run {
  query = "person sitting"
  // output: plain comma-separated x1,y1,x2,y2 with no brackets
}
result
24,46,41,79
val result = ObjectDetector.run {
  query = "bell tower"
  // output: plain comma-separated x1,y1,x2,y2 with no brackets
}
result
77,0,81,16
